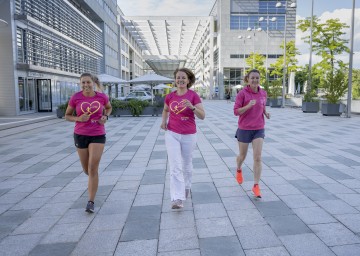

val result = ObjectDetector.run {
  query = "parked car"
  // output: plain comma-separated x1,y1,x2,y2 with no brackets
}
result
122,91,154,101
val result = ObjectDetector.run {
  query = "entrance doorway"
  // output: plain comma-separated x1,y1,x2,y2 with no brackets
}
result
36,79,52,112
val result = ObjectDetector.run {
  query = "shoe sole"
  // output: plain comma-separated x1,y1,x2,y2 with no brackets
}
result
85,208,94,213
171,204,183,209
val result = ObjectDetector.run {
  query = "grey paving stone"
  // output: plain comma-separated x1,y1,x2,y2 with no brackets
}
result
279,194,317,208
222,196,255,211
316,199,358,214
331,244,360,256
309,222,360,246
71,230,121,255
0,210,32,236
217,185,246,197
335,213,360,233
228,208,266,227
292,206,336,225
21,162,55,174
265,214,312,236
254,200,293,217
196,217,236,238
133,193,163,206
280,233,335,256
40,222,89,244
199,236,244,256
120,219,160,241
5,154,37,163
114,239,158,256
244,246,290,256
235,224,282,249
12,216,59,235
159,227,199,252
127,205,161,222
158,250,201,256
267,184,302,196
140,174,165,184
194,203,227,219
313,166,353,180
29,242,77,256
160,211,195,230
0,233,43,256
336,193,360,207
289,179,322,190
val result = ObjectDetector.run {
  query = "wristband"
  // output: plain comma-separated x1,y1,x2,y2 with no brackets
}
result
104,115,108,120
192,107,196,111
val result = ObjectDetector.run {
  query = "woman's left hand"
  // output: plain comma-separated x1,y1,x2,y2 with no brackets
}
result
181,99,194,110
98,115,107,125
264,112,271,119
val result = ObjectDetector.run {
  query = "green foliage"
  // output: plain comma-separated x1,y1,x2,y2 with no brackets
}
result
270,40,300,79
58,101,69,111
110,99,129,115
267,79,282,99
303,90,318,102
352,69,360,99
324,68,348,104
245,53,266,85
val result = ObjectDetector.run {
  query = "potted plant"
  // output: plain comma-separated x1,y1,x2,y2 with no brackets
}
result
321,68,348,116
268,79,282,108
302,90,319,113
111,99,131,117
56,101,68,118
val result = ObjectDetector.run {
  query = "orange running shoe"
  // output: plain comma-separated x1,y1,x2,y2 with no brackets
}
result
236,169,243,184
252,184,261,198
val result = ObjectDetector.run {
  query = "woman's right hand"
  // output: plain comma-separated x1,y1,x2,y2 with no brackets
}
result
160,122,167,130
247,100,256,108
78,113,90,122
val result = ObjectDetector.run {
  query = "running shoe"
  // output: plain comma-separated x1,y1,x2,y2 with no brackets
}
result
171,199,183,209
252,184,261,198
85,201,95,213
236,168,243,184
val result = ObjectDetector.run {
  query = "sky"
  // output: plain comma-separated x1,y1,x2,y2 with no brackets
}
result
117,0,360,68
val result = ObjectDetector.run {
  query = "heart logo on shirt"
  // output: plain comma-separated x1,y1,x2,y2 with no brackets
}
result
80,101,101,115
169,100,187,114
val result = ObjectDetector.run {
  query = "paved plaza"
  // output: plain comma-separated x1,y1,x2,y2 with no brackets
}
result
0,100,360,256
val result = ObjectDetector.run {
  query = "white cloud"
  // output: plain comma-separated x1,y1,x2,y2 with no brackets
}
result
296,8,360,68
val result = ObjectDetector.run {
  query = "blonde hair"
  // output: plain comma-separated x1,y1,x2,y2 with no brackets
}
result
80,73,103,92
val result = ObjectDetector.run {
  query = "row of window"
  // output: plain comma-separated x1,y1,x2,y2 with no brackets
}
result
19,0,103,52
105,45,118,59
16,28,99,75
230,15,285,31
105,24,117,41
231,0,286,14
230,54,283,59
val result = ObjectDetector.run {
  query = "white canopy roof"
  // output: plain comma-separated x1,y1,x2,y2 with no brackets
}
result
97,74,127,84
129,73,173,84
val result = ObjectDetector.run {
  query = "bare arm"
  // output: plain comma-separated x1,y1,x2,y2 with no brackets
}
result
160,104,169,130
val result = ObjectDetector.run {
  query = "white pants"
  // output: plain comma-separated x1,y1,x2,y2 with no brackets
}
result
165,130,197,201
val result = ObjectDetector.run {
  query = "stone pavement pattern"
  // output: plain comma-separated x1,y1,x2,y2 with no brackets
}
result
0,100,360,256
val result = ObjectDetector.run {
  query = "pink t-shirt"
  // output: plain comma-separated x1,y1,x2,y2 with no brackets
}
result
233,85,267,130
165,90,202,135
68,91,109,136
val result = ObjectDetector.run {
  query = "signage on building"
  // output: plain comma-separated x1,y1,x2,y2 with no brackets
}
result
28,72,44,77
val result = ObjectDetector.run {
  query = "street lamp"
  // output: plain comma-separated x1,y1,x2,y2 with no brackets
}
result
347,0,355,118
258,16,277,86
238,35,252,82
247,27,262,68
276,1,296,108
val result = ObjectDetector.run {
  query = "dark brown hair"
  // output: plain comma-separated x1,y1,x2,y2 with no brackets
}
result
244,69,260,83
173,68,196,88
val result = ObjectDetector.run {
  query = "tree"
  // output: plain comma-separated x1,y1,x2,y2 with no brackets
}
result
245,52,266,86
270,40,300,79
351,69,360,99
298,17,349,103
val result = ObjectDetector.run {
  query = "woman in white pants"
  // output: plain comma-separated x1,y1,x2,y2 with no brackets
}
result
160,68,205,209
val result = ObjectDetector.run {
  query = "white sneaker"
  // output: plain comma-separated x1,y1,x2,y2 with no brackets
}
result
171,199,183,209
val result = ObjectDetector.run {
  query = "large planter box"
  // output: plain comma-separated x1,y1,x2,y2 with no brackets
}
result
142,106,156,116
112,109,132,117
302,102,319,113
56,109,65,118
269,98,281,108
321,103,341,116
